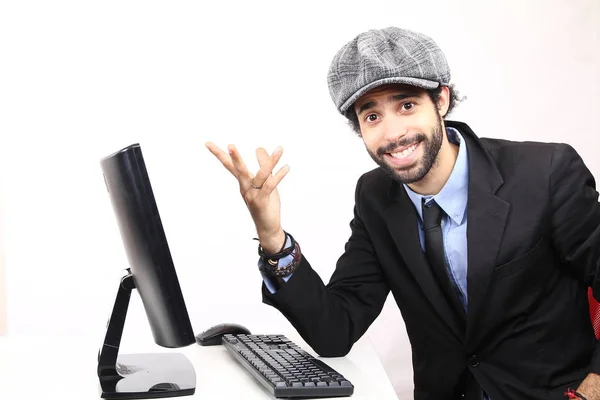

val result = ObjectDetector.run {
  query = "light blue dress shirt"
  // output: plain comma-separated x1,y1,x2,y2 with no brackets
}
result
403,127,469,310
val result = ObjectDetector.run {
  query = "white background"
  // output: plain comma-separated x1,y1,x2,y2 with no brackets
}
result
1,0,599,397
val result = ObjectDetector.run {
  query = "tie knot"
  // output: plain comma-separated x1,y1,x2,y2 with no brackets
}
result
422,199,444,230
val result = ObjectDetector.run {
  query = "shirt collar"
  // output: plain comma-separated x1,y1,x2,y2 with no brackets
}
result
404,127,469,225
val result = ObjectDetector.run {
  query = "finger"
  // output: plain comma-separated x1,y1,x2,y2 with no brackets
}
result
227,144,253,183
256,147,271,168
253,146,283,187
205,142,236,176
260,164,291,194
269,146,284,167
253,147,273,185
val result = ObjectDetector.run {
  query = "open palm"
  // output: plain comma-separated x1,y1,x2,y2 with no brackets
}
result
205,142,290,252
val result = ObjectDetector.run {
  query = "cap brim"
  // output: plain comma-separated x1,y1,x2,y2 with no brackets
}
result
339,77,440,114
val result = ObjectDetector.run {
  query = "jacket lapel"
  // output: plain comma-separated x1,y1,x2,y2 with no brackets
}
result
449,122,510,345
384,185,465,342
465,185,509,343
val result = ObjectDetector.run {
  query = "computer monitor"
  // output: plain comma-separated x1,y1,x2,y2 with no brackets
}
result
97,143,196,399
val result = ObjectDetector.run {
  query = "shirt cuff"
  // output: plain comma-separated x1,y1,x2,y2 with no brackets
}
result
258,234,294,293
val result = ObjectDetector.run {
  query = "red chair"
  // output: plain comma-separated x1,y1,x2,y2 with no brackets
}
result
589,287,600,339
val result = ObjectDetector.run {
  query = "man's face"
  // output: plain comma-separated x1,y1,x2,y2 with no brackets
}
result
354,84,446,184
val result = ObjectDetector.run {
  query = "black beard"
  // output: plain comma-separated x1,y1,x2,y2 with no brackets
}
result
367,119,444,184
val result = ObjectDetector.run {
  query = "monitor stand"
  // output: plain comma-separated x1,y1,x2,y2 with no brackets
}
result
97,269,196,399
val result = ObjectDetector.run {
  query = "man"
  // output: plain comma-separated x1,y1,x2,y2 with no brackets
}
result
206,27,600,399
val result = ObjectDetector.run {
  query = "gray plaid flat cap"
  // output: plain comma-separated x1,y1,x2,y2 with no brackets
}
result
327,27,451,114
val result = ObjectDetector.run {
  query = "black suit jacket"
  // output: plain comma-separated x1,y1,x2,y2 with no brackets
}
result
263,121,600,399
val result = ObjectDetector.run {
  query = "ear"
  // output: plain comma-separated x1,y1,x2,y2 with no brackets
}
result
436,85,451,118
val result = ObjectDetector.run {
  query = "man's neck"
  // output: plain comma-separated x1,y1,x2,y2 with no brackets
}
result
408,138,459,196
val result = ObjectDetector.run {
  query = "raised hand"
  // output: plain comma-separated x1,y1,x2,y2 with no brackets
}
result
205,142,290,253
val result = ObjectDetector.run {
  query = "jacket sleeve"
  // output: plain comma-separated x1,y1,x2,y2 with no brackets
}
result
549,143,600,372
261,175,390,357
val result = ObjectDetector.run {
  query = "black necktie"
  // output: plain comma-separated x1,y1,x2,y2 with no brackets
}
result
422,199,466,319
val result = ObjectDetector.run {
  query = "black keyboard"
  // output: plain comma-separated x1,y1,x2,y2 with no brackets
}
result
222,333,354,398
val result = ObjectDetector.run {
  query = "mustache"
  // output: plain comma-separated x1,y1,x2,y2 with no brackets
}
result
377,133,426,157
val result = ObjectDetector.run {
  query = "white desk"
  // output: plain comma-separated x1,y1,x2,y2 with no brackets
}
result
0,331,398,399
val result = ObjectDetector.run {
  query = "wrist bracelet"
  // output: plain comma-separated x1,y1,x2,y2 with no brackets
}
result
565,389,588,400
257,234,301,278
256,232,297,261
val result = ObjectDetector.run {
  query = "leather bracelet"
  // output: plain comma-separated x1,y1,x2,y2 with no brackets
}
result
258,234,301,278
256,232,297,260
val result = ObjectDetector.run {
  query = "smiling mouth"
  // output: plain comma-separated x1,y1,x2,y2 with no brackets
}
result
387,142,419,160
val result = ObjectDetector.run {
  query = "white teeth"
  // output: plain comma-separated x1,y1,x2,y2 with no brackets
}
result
390,143,418,159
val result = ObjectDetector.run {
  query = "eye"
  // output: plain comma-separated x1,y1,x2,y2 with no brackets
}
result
365,113,379,122
402,102,415,111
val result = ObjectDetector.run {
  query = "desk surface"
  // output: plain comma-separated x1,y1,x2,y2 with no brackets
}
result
0,331,398,399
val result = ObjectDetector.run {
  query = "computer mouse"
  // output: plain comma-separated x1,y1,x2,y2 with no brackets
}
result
195,323,251,346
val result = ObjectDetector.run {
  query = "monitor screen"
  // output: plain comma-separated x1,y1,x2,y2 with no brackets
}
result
100,143,194,348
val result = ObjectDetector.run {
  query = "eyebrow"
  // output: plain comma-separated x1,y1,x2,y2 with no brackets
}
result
356,92,421,116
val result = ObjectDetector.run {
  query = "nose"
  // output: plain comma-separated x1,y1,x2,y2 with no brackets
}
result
381,114,407,143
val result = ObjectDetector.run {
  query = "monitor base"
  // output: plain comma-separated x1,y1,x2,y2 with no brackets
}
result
100,353,195,399
97,271,195,399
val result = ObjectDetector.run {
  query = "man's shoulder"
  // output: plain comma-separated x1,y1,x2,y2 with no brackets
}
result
459,124,584,184
479,136,561,152
354,167,394,200
449,120,573,157
351,167,399,212
478,136,576,168
359,167,391,187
